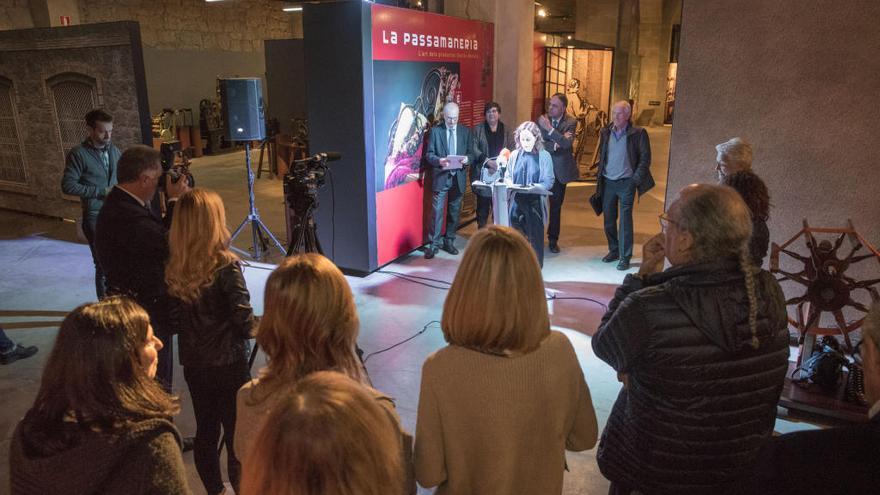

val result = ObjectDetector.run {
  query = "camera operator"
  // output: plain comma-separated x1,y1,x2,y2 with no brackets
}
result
95,145,191,393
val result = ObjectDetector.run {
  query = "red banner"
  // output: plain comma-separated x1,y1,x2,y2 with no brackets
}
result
371,4,493,266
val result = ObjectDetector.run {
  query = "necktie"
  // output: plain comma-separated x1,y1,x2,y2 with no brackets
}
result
101,148,109,173
448,127,456,156
552,119,559,129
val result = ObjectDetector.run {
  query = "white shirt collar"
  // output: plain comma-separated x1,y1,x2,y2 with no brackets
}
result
115,184,147,208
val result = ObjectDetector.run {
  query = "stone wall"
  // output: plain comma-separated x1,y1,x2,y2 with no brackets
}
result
75,0,301,112
77,0,297,52
0,1,35,31
0,22,149,219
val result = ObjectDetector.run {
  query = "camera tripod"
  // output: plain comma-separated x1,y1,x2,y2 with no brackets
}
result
229,142,286,261
286,197,323,256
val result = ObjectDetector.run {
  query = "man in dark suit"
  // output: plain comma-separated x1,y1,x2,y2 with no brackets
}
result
537,93,578,254
95,145,189,391
748,302,880,494
424,102,475,259
595,100,654,270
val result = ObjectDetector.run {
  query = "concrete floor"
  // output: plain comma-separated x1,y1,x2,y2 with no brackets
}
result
0,127,815,494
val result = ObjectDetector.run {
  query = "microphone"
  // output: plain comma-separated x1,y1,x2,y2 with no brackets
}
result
497,148,511,165
294,152,342,164
497,148,511,181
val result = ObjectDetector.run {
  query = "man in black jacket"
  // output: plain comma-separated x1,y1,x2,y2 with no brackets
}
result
592,184,789,494
95,145,189,391
595,101,654,270
537,93,578,254
424,102,475,259
747,302,880,495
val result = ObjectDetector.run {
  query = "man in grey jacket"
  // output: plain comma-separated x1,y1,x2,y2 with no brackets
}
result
61,109,121,299
538,93,578,254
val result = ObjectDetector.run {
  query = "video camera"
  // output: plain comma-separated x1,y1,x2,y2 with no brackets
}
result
159,140,195,188
283,152,340,213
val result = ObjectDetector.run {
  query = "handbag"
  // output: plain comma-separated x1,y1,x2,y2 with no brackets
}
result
589,191,603,216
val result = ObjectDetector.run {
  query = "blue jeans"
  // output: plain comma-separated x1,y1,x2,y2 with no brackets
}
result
602,177,636,259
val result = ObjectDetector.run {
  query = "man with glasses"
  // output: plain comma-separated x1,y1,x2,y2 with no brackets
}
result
424,102,475,259
61,109,121,298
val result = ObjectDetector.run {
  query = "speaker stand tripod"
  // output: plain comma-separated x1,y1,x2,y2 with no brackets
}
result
230,142,286,261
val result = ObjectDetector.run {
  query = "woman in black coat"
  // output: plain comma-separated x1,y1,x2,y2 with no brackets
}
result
166,188,255,495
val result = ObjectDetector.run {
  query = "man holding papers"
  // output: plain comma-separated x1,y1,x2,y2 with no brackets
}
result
425,102,475,259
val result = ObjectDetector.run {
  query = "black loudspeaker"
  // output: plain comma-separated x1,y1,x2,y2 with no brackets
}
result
219,78,265,141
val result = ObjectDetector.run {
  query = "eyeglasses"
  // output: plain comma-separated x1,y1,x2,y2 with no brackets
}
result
658,213,680,232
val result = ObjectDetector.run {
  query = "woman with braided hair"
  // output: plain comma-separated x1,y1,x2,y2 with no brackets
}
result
592,184,790,495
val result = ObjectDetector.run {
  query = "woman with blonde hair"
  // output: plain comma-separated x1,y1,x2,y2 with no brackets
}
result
235,253,414,493
506,121,555,266
241,371,404,495
414,226,598,494
165,188,255,495
10,297,190,494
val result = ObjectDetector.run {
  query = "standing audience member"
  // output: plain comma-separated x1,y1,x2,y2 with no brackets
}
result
592,184,789,494
0,326,37,365
471,101,514,228
166,189,255,495
240,371,404,495
415,226,598,495
595,100,654,270
714,137,769,265
424,101,475,259
61,109,121,299
722,170,771,265
748,302,880,494
537,93,578,254
714,136,753,181
95,145,190,391
235,253,414,493
506,121,555,266
9,297,190,495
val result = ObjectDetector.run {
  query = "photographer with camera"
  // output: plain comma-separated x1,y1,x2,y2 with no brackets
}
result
95,145,190,393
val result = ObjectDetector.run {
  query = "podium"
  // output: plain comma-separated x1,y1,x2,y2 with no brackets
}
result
472,180,552,227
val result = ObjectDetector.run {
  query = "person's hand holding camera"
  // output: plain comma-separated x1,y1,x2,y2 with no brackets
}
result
639,233,666,276
165,173,191,200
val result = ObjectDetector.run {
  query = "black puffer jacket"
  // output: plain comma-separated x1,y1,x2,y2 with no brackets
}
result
175,262,254,368
592,258,789,494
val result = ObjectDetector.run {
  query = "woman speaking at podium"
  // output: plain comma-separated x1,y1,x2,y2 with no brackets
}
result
506,121,555,266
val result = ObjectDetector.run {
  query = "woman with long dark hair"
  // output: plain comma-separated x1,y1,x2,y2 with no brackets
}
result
165,188,255,495
9,297,189,494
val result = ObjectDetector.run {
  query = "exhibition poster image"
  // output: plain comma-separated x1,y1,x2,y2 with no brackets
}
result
371,4,493,265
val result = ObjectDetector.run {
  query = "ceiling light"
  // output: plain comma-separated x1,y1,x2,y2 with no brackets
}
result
283,6,302,11
537,8,548,17
567,35,572,40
